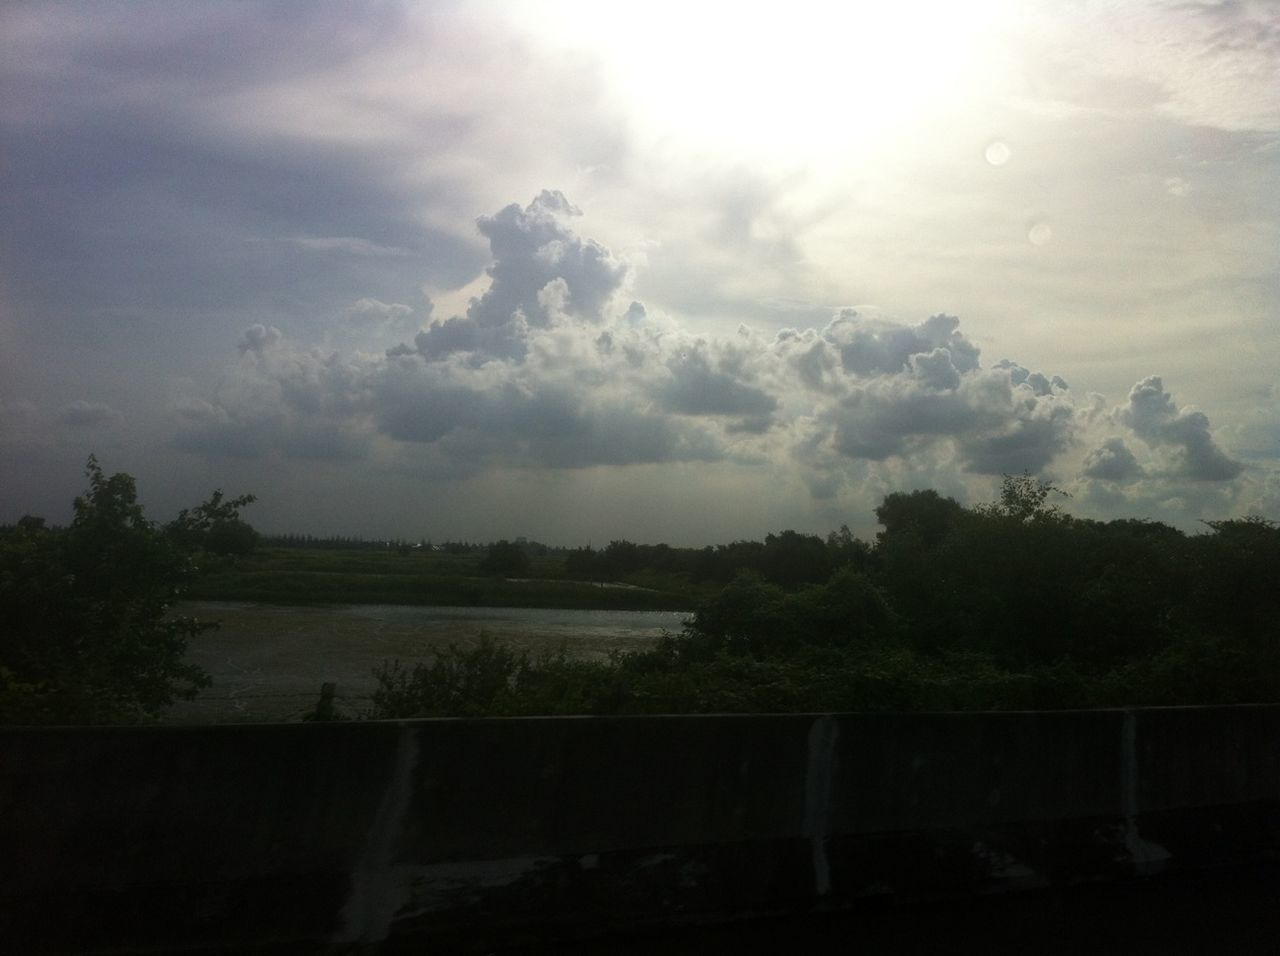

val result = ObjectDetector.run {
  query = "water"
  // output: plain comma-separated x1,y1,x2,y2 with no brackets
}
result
340,603,689,643
166,602,691,724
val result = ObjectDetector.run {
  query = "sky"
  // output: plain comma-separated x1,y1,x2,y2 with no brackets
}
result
1,0,1277,546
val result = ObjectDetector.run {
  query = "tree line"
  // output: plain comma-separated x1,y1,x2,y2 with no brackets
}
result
3,460,1278,724
359,475,1280,719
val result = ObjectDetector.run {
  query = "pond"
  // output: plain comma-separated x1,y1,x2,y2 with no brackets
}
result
165,602,691,724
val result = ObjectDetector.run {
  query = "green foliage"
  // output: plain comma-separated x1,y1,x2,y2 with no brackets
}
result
368,636,524,718
1185,516,1280,648
478,540,533,578
875,488,964,548
975,472,1071,523
686,567,896,659
0,456,253,724
360,478,1279,720
168,488,259,556
363,635,629,719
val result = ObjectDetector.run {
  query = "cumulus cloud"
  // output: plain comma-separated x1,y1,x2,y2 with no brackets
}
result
792,311,1072,478
179,193,1085,483
177,191,1257,520
413,190,628,364
822,310,981,378
1082,437,1144,482
176,338,369,461
656,344,778,419
1119,375,1243,481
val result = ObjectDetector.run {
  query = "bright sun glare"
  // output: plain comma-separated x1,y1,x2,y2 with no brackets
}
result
530,2,1013,166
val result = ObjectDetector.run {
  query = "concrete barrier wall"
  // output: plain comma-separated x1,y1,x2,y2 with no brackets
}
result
3,707,1279,953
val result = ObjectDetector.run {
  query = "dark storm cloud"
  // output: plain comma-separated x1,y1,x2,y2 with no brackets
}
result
0,2,485,353
6,1,415,99
1120,376,1243,480
1,114,482,327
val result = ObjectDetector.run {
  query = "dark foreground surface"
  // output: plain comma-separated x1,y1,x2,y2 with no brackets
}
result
7,711,1280,953
509,864,1280,955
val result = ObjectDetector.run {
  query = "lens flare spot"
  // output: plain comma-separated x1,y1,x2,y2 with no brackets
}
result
984,140,1011,166
1028,221,1053,246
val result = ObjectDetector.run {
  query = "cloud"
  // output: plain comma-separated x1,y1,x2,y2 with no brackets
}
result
368,352,726,471
1022,0,1280,132
345,297,419,329
1082,437,1144,482
798,311,1072,476
287,237,415,258
237,324,282,355
176,191,1261,527
655,344,778,419
180,193,1084,483
176,337,369,461
822,310,981,378
60,400,123,427
1119,375,1243,480
0,400,42,444
413,190,628,364
959,402,1074,476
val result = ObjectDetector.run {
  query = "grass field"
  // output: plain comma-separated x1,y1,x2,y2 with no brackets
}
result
185,546,702,610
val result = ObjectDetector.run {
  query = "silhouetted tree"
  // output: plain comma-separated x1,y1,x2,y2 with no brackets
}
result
479,539,531,577
0,456,253,724
874,489,964,550
760,530,832,587
168,488,259,556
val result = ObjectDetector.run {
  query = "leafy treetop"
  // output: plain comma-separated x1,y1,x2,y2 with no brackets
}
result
0,456,255,724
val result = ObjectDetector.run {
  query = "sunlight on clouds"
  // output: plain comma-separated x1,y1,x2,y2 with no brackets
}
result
525,1,1014,167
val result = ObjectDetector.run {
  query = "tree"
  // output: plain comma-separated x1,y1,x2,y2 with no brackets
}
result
760,530,832,588
976,472,1070,523
0,456,253,724
874,489,963,549
167,488,259,556
479,539,531,578
1187,516,1280,650
827,524,872,570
